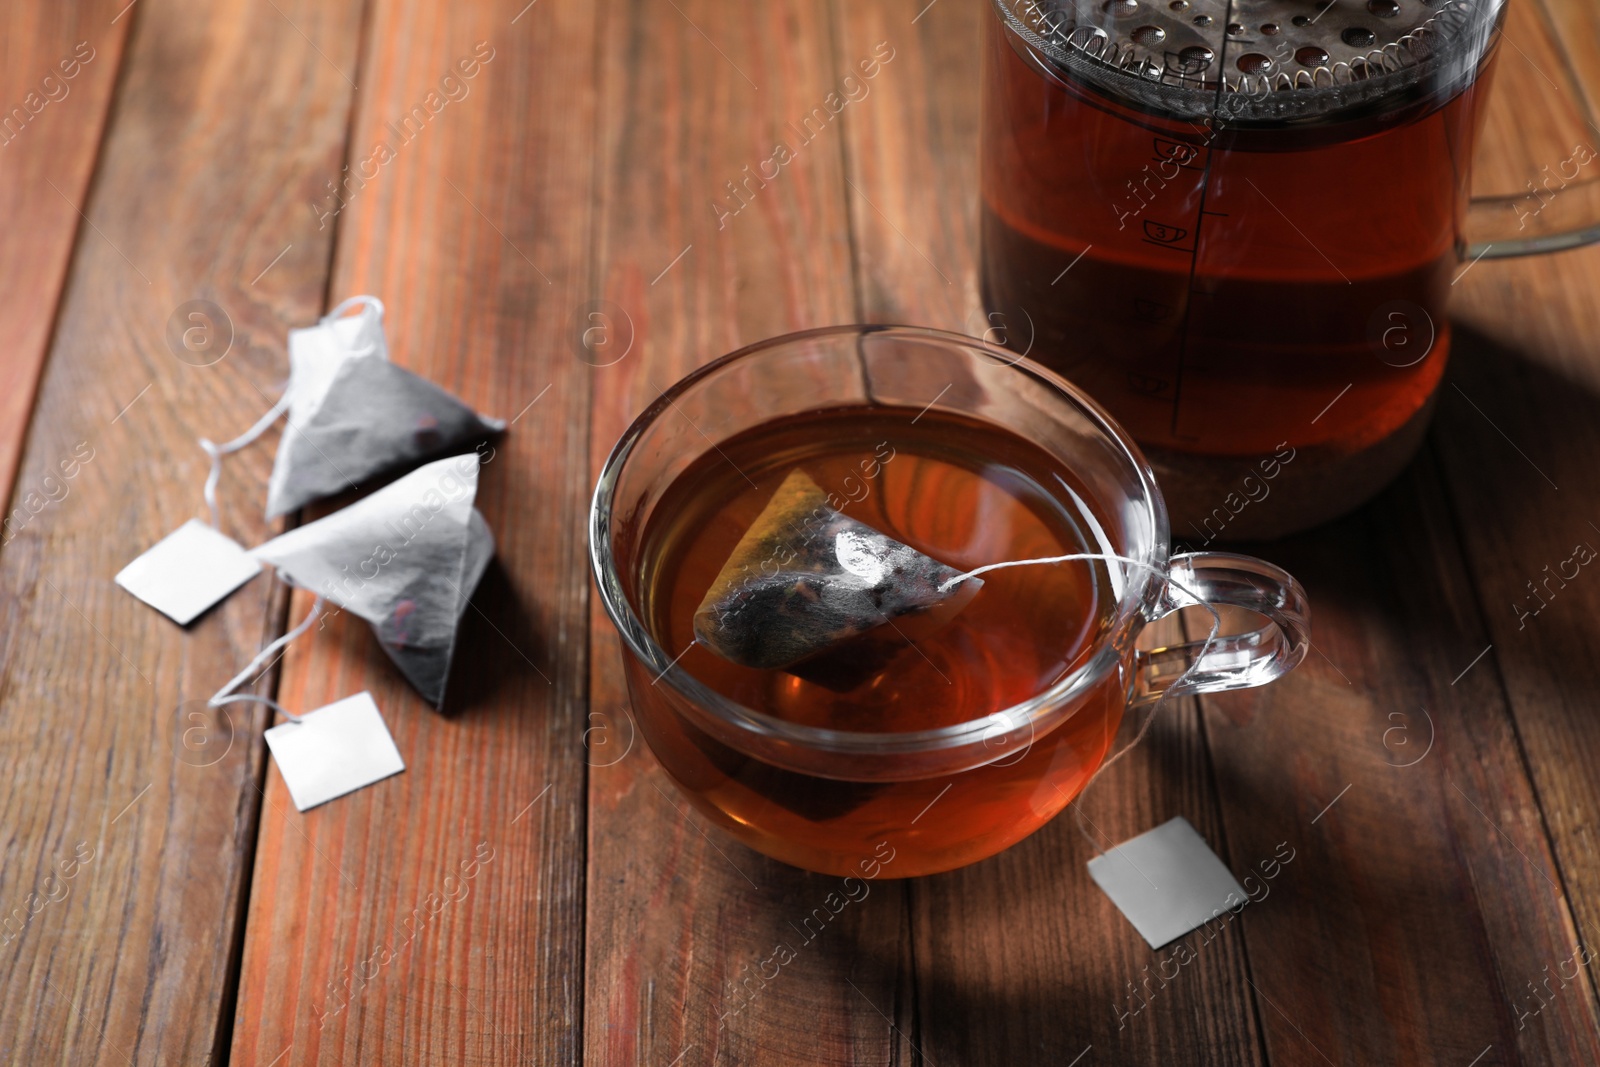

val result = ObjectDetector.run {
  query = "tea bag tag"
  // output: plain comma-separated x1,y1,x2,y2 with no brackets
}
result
1087,816,1246,949
263,691,405,811
214,592,403,810
116,518,261,625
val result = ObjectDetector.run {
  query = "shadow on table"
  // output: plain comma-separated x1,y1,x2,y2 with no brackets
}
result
440,557,553,716
579,324,1600,1065
835,326,1600,1065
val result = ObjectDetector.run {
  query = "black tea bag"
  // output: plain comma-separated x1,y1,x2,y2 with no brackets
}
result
693,468,980,686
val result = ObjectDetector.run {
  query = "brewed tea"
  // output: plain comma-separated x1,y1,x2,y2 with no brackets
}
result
631,405,1129,875
980,0,1503,530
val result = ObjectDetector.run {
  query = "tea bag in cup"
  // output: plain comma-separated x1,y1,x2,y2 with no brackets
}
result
265,295,505,518
693,468,981,687
250,454,495,708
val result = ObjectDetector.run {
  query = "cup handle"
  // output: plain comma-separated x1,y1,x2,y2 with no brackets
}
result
1465,176,1600,259
1129,552,1311,709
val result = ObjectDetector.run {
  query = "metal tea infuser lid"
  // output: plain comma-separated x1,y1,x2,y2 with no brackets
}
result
996,0,1503,123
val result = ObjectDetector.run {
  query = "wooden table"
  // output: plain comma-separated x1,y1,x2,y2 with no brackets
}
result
4,0,1600,1063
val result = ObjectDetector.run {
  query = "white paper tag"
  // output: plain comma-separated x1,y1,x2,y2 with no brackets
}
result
1087,816,1247,949
263,691,404,811
115,518,261,625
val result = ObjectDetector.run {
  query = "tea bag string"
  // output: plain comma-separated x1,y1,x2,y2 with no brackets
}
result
940,552,1222,858
322,294,386,357
198,391,293,529
195,295,386,530
207,587,326,724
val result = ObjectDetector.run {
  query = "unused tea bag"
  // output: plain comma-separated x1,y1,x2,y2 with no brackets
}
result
693,469,981,676
265,295,505,518
250,454,494,708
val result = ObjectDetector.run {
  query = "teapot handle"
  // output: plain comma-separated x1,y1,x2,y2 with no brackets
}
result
1465,174,1600,259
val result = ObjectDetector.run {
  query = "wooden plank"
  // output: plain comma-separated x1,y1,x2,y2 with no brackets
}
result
0,3,134,514
225,2,600,1065
909,679,1270,1065
580,2,906,1064
832,2,1267,1064
0,0,362,1062
1197,5,1600,1063
1444,0,1600,1036
1530,0,1600,142
1197,455,1600,1065
1470,0,1597,199
830,0,980,331
1416,0,1600,1053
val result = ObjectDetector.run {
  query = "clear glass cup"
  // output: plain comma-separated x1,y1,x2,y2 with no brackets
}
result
980,0,1600,539
590,325,1310,877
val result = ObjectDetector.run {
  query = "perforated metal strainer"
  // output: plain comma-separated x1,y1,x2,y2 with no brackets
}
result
997,0,1503,122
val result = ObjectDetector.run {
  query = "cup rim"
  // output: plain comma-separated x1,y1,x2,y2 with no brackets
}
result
588,323,1171,759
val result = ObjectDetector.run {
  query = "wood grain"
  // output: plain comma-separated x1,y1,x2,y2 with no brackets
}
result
1197,462,1600,1065
1195,4,1600,1063
226,2,601,1064
830,0,981,331
580,2,907,1065
1526,0,1600,138
1439,0,1600,1043
0,3,134,514
0,0,362,1062
1420,0,1600,1055
2,0,1598,1063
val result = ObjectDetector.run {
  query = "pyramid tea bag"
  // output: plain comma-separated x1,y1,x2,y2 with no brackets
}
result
693,469,981,678
265,295,505,518
251,454,494,707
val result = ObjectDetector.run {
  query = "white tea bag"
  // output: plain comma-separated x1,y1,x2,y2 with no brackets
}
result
693,469,981,678
250,454,494,707
264,295,505,518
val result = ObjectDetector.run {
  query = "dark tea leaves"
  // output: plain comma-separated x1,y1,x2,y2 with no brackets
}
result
692,468,981,674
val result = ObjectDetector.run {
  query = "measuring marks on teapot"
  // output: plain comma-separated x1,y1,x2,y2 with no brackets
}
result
1118,126,1232,441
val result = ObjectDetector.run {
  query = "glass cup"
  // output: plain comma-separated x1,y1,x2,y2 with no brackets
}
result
980,0,1600,539
590,325,1310,877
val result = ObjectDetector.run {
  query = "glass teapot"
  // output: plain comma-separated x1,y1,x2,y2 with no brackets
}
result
979,0,1600,538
